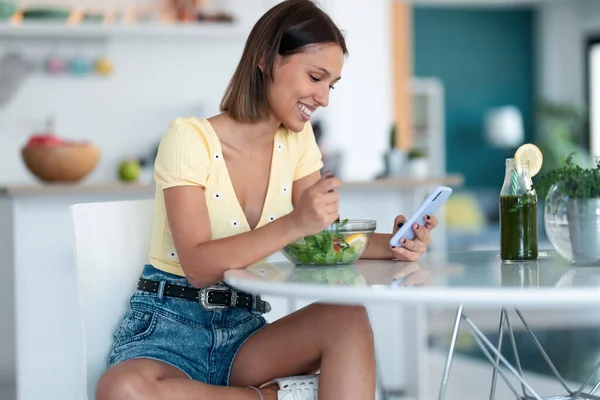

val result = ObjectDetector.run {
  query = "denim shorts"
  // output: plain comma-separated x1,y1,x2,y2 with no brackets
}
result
107,264,268,386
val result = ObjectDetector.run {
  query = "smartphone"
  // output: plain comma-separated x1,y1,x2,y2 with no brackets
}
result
389,185,453,247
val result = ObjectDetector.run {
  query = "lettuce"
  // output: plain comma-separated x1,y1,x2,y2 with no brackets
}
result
283,219,361,265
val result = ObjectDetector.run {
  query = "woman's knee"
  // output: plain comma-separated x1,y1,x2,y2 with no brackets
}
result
96,363,156,400
342,305,373,337
313,303,374,339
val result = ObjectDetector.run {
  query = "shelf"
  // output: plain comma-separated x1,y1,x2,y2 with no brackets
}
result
0,21,249,40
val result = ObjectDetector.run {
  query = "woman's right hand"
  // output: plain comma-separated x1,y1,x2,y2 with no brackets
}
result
290,172,342,237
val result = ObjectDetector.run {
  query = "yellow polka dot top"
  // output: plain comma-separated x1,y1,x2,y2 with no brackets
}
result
148,117,324,277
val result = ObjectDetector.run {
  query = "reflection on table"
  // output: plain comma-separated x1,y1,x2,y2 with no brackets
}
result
226,250,600,308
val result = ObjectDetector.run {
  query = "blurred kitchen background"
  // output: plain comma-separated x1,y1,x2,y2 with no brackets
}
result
0,0,596,250
0,0,599,399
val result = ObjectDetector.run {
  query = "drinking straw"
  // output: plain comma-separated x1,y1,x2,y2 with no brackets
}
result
511,167,519,195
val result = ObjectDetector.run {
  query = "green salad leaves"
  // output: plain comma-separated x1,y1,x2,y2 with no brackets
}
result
283,219,362,265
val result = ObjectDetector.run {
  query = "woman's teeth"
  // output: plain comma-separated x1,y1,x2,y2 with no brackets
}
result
297,103,313,117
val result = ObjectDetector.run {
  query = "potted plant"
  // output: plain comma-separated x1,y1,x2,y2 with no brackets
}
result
534,152,600,265
383,124,407,177
407,147,428,178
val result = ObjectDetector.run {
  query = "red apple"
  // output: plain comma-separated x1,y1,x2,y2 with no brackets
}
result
26,134,63,147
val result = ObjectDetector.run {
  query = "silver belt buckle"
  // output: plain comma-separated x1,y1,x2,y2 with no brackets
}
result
199,285,230,310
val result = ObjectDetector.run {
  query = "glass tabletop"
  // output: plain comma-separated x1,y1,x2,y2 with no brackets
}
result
224,250,600,308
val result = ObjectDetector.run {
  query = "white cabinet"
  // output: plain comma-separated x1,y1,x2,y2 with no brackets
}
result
411,77,446,177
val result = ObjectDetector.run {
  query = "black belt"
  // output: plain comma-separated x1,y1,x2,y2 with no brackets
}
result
137,278,271,314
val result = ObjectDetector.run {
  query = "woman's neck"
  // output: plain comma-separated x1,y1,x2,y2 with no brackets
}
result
210,113,280,151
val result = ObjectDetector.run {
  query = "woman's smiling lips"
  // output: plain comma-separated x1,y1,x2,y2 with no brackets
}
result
296,102,316,121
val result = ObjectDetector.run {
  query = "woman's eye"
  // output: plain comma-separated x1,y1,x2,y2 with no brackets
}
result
311,74,335,89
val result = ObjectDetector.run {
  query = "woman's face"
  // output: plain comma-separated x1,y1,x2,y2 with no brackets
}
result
267,43,344,132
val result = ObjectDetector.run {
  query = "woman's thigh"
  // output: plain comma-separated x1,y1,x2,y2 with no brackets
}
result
228,302,374,387
97,358,188,399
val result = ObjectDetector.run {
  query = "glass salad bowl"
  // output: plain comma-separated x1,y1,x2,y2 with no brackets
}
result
281,219,376,266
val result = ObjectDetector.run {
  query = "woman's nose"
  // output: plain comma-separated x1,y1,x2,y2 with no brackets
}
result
314,87,330,108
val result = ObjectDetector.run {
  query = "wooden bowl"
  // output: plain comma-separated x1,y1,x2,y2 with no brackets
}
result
21,144,101,182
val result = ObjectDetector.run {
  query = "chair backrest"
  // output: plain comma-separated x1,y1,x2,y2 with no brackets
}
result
70,199,155,400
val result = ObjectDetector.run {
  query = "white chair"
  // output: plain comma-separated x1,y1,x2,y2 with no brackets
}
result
70,199,155,400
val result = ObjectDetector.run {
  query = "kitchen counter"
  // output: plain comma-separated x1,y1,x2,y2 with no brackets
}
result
0,174,464,197
0,181,156,197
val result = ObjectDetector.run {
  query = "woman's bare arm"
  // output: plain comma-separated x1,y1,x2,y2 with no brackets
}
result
164,172,340,288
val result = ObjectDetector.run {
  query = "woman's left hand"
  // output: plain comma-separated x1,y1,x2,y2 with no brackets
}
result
390,214,438,262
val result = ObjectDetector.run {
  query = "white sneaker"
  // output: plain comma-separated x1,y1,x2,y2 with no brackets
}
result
270,374,319,400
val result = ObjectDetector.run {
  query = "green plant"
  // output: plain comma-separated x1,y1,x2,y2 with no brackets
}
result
389,124,397,149
537,101,590,173
533,152,600,200
408,148,426,159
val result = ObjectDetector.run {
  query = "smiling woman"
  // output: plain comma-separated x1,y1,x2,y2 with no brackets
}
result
220,3,347,130
94,1,439,399
94,2,384,400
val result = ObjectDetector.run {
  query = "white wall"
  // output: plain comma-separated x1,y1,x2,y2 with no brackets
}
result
0,38,247,184
0,198,15,384
0,0,269,185
0,0,394,185
0,0,266,185
536,0,600,106
317,0,393,181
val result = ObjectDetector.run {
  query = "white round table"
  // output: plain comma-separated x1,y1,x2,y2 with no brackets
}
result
224,250,600,400
225,250,600,309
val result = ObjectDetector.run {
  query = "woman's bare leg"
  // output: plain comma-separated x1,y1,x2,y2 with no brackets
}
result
230,303,376,400
96,358,277,400
97,303,375,400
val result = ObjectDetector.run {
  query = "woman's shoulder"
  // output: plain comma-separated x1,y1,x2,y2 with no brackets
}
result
153,117,221,166
160,116,219,151
166,116,215,139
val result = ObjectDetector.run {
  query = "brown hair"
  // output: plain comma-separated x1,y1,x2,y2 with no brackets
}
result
220,0,347,123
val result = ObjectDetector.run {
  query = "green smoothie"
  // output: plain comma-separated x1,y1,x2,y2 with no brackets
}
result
500,195,538,261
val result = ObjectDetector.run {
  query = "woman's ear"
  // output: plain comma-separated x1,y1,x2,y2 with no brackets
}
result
260,54,285,75
258,54,269,74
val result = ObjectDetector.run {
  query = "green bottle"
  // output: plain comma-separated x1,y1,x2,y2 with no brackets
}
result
499,158,538,261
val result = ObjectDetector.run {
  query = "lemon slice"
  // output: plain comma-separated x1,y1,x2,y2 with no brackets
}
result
514,143,543,177
345,233,368,253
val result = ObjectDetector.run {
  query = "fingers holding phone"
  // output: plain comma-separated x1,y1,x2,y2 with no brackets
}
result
393,215,407,234
412,221,432,246
389,186,452,248
423,213,438,231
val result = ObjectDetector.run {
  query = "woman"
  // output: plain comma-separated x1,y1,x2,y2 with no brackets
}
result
97,1,438,399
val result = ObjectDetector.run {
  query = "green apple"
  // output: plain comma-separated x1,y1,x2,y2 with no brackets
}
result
118,160,140,182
